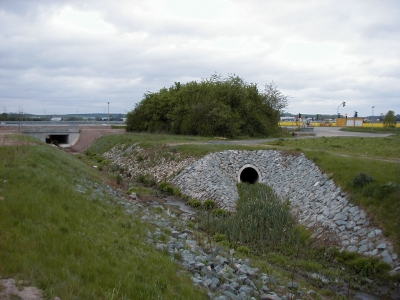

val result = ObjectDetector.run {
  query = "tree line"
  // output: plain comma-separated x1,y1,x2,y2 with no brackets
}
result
126,74,289,138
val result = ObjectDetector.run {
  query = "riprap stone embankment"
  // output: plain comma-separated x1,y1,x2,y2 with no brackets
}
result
171,150,398,266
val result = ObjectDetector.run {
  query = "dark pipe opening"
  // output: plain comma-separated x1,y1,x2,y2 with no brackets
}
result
46,134,69,145
240,167,259,184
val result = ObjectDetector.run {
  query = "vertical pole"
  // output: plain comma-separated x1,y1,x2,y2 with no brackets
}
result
372,106,374,131
107,102,110,126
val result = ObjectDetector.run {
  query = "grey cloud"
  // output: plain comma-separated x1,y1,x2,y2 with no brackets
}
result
0,0,399,116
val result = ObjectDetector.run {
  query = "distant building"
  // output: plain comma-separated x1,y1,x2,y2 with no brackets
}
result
50,117,62,121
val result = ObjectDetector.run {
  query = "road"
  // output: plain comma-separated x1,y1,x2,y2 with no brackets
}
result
312,127,393,138
201,127,393,145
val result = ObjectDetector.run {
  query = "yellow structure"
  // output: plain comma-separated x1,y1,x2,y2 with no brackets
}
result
336,117,364,127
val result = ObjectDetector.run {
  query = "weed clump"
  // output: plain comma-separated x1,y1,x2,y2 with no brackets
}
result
212,208,229,217
158,181,181,196
187,198,202,208
334,250,390,277
237,246,250,255
214,233,227,242
135,173,156,187
353,172,373,188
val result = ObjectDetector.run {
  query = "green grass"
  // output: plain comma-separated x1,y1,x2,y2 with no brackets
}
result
0,143,206,299
87,132,213,155
265,136,399,159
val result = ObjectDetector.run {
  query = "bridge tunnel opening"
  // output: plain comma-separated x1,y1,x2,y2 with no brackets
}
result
46,134,69,145
238,165,261,184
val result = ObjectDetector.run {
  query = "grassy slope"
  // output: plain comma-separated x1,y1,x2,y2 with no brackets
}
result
0,141,206,300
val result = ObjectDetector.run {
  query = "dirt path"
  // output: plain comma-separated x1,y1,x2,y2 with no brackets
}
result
69,127,125,153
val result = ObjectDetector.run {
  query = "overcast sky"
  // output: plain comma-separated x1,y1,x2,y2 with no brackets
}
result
1,0,399,117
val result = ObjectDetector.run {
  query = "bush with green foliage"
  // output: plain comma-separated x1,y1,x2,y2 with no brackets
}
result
237,246,250,255
212,208,229,217
353,172,373,188
202,199,215,211
214,233,227,242
126,74,288,138
158,181,181,196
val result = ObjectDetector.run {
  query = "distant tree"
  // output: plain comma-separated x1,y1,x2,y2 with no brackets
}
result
66,116,83,121
262,81,290,113
383,110,396,127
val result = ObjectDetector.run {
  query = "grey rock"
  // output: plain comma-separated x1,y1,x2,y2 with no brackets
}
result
381,250,393,264
376,243,386,250
261,285,270,292
261,293,281,300
238,285,254,296
287,282,298,290
213,296,229,300
347,246,358,252
359,244,368,252
370,249,378,256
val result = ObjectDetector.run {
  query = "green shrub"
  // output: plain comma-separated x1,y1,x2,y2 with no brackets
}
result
353,172,373,188
214,233,227,242
158,182,180,196
237,246,250,255
219,240,230,247
187,198,202,208
115,174,122,185
212,208,229,217
203,199,215,211
135,173,156,187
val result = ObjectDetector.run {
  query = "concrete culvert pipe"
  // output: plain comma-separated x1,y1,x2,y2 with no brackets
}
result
238,164,261,184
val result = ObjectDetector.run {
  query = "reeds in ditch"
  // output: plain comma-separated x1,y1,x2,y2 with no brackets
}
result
199,183,305,254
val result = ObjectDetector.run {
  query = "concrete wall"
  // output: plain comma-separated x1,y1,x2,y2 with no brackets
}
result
20,127,81,144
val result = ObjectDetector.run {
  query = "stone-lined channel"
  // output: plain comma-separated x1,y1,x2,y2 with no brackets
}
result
171,150,397,267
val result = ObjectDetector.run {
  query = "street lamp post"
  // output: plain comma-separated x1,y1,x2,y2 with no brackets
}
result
337,101,346,118
372,106,374,131
107,102,110,126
